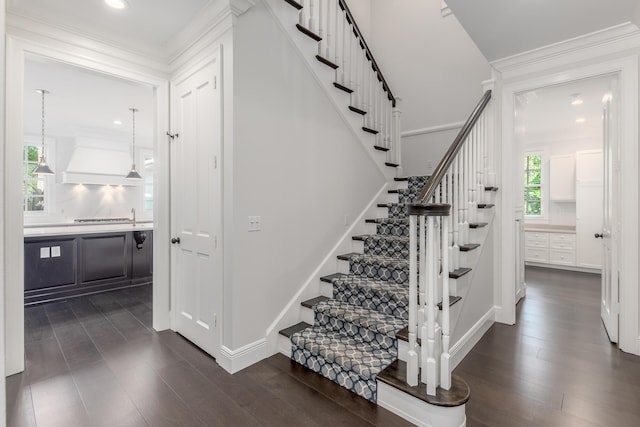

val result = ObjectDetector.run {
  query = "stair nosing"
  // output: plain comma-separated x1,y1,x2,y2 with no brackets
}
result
348,105,367,115
333,81,354,93
296,24,322,42
373,145,389,152
362,127,379,135
301,296,330,309
284,0,303,10
449,267,472,279
279,321,311,338
316,55,339,69
459,243,480,252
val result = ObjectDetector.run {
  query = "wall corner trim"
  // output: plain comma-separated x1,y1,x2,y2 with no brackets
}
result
218,338,267,374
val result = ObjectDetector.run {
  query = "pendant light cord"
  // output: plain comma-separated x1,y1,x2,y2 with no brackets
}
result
130,107,138,162
40,90,46,156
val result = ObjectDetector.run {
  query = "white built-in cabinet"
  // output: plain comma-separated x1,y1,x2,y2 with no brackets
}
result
525,231,576,266
575,150,603,269
550,154,576,201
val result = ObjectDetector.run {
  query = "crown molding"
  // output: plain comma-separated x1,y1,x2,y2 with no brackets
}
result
6,12,170,76
491,22,640,80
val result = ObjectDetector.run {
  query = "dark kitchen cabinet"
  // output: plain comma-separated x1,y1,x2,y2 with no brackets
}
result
24,230,153,305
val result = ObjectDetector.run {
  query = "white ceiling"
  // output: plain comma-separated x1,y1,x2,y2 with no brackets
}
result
515,75,615,143
7,0,209,57
445,0,640,61
24,56,156,147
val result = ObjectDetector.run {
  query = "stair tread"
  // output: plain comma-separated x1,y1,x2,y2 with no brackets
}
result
377,360,470,407
315,299,407,337
331,274,409,299
279,321,311,338
385,162,399,167
437,295,462,310
349,105,367,115
363,127,379,135
301,296,330,309
449,267,472,279
373,145,389,152
339,253,409,267
333,82,353,93
469,222,488,229
284,0,303,10
459,243,481,252
291,326,398,381
320,272,347,283
353,234,409,243
394,177,409,182
485,186,499,192
478,203,495,208
296,24,322,42
316,55,339,69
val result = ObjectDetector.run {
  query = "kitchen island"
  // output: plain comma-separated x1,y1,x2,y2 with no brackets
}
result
24,222,153,305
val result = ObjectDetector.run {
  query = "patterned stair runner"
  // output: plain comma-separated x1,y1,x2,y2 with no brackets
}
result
290,176,428,402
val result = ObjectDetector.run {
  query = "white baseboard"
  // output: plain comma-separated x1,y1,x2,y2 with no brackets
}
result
218,338,267,374
525,262,601,274
377,382,467,427
450,307,495,370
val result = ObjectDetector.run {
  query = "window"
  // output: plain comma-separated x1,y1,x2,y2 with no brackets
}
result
23,144,47,212
524,153,542,216
142,150,154,212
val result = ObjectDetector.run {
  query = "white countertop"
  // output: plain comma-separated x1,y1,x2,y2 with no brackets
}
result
24,222,153,237
524,224,576,234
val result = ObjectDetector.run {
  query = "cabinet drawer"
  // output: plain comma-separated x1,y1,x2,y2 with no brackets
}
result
550,249,575,266
525,232,549,247
525,247,550,263
550,234,575,250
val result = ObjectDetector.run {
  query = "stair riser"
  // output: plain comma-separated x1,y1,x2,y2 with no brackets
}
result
349,258,408,284
333,291,408,320
363,238,409,259
376,222,410,237
291,347,378,402
315,312,398,351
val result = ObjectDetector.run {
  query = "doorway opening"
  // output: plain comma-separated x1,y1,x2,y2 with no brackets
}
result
513,74,619,342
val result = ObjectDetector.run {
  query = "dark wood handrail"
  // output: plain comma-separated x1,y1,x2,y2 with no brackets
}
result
416,90,493,203
338,0,396,107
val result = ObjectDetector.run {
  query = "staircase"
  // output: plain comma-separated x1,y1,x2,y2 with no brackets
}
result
268,0,497,423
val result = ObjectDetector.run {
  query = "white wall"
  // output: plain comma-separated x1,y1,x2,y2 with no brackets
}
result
353,0,491,176
1,0,6,423
228,0,386,348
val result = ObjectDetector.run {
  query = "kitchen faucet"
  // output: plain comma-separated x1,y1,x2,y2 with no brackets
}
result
131,208,136,227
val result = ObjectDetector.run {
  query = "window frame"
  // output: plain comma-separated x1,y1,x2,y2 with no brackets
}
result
523,148,549,221
23,135,55,218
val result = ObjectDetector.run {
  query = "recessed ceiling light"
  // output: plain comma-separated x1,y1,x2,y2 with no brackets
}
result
105,0,129,10
113,120,123,125
575,117,586,123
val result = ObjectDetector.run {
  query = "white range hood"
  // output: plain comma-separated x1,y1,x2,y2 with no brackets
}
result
62,137,141,186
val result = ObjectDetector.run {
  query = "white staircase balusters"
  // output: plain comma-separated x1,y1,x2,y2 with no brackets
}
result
308,0,316,32
324,0,332,59
407,214,419,386
299,0,307,26
317,0,324,55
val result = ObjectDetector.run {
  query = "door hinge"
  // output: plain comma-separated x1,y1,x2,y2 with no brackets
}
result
214,155,218,169
214,236,218,248
214,76,217,89
213,313,217,328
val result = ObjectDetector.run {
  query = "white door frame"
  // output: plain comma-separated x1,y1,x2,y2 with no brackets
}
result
495,55,639,355
3,33,172,375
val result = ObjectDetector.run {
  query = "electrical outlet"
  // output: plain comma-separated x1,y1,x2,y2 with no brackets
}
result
248,216,261,232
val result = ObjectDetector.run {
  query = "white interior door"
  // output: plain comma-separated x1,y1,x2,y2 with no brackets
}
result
600,86,619,343
171,54,222,358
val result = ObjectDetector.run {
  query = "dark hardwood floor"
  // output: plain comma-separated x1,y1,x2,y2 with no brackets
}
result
6,285,410,427
7,267,640,426
457,266,640,426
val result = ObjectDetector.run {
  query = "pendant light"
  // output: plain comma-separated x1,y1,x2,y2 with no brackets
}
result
32,89,54,175
125,107,142,180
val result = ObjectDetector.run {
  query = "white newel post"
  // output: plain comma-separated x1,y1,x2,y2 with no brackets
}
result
424,215,438,395
440,212,451,390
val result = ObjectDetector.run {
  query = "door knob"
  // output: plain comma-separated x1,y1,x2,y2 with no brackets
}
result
594,233,604,239
171,237,181,244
